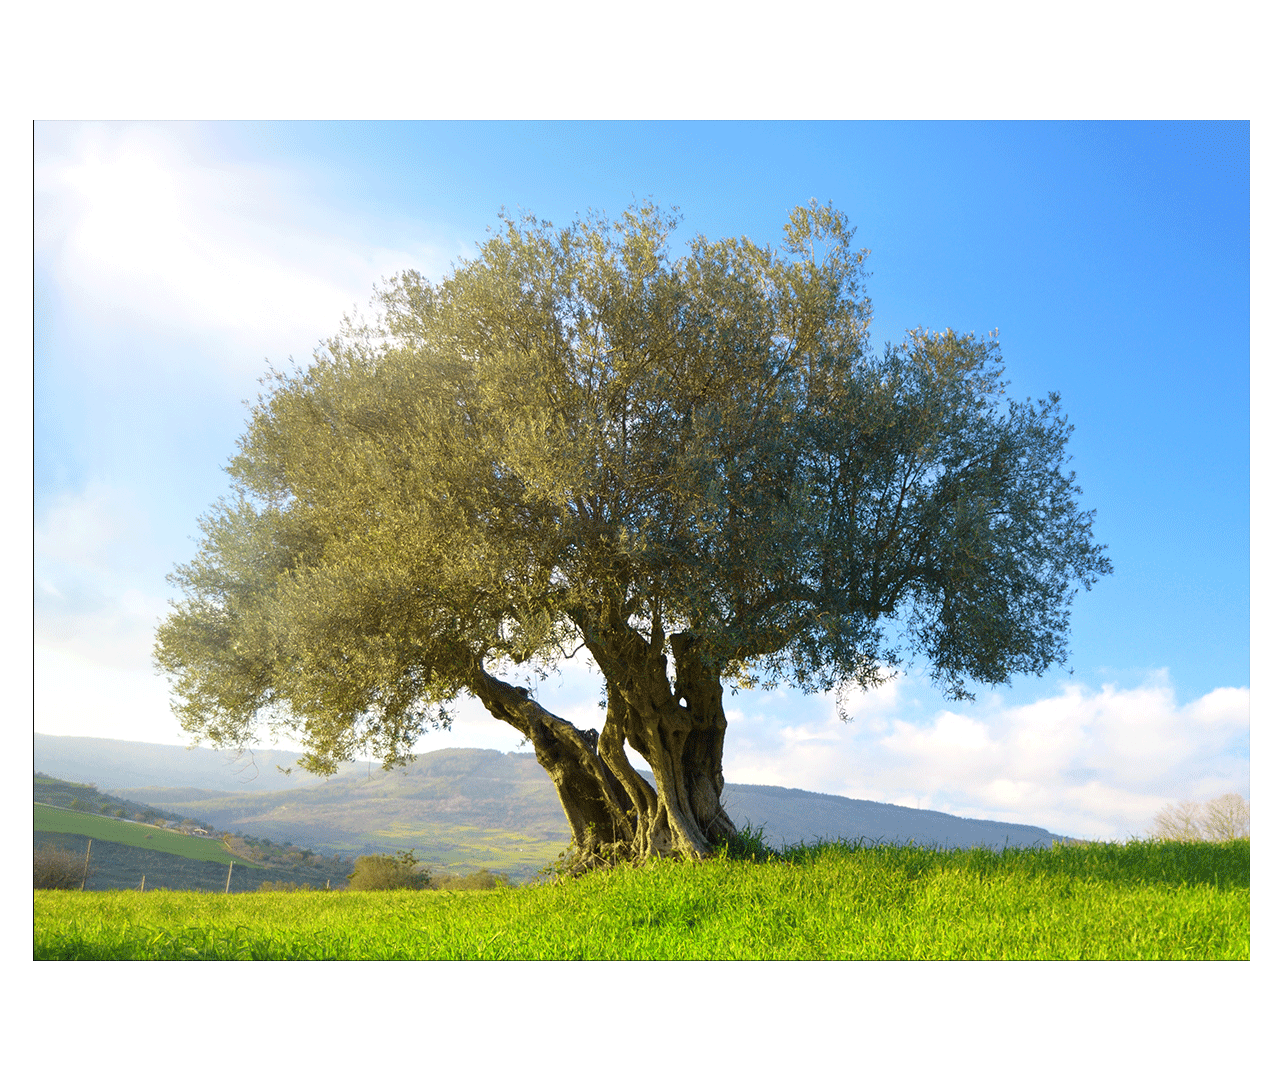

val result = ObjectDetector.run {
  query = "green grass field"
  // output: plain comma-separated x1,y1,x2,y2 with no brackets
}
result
33,804,251,866
34,837,1248,960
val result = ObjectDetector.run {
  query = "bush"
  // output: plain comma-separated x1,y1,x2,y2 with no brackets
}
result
429,869,511,890
346,850,428,891
35,842,91,890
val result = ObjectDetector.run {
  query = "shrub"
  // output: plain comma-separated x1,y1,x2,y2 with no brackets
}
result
35,842,91,890
429,869,511,890
346,850,428,891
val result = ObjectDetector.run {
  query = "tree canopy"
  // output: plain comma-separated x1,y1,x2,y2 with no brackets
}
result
155,201,1111,865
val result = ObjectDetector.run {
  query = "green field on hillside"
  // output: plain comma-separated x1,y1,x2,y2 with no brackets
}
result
112,748,575,880
34,804,245,865
35,838,1249,961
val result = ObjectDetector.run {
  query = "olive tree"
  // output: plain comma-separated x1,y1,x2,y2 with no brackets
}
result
155,202,1111,867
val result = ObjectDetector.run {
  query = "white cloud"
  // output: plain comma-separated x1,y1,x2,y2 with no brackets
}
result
35,642,181,746
721,672,1249,841
34,482,169,673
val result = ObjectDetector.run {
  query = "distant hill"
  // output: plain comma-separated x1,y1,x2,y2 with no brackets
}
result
717,783,1072,852
37,734,1073,880
34,733,366,792
112,747,573,878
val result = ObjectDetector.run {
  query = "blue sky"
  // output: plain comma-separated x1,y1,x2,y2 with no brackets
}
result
33,120,1250,840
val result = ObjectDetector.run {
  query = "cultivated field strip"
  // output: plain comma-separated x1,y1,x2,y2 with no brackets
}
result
34,804,241,865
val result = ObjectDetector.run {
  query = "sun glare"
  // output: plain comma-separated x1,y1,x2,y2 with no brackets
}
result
60,135,189,278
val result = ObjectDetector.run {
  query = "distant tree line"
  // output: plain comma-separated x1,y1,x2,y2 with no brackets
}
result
1151,793,1249,842
225,832,354,876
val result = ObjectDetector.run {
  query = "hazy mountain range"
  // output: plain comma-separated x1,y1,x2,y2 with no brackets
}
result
35,733,1074,878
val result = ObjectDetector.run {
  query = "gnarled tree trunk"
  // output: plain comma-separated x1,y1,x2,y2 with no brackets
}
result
466,629,737,871
467,662,635,862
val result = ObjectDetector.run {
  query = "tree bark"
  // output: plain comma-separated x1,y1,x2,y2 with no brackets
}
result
573,615,736,863
467,632,737,870
467,661,634,863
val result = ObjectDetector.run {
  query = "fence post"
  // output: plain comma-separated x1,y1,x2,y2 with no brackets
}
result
225,861,234,894
140,874,145,892
80,838,92,890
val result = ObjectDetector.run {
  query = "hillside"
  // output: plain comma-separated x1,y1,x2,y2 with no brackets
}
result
34,774,355,891
36,802,235,863
718,782,1071,852
38,734,1073,880
35,830,351,893
115,748,572,878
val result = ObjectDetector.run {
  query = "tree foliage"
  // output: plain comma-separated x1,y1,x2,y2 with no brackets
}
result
156,201,1110,866
345,850,427,891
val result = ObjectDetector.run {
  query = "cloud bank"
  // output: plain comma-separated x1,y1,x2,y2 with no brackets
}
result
721,671,1248,841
